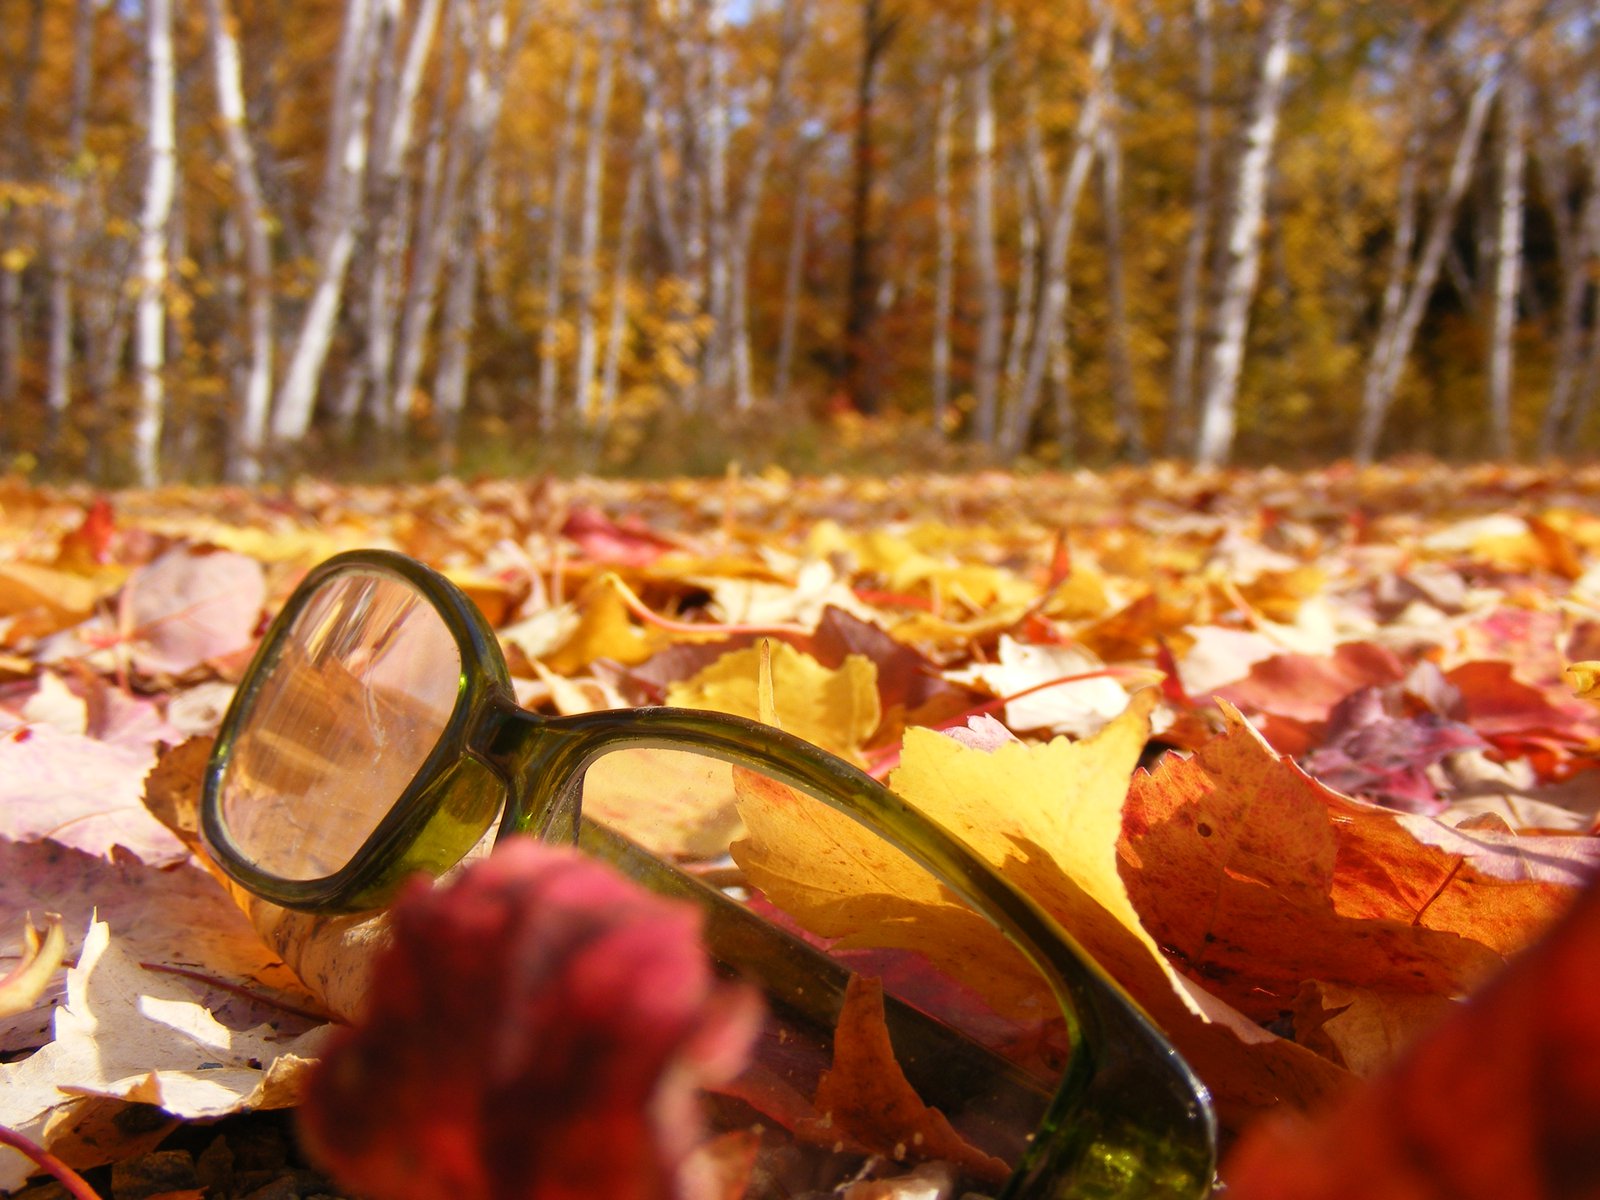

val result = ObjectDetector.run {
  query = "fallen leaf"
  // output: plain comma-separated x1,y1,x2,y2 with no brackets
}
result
668,640,881,761
0,920,327,1191
298,838,762,1200
796,974,1009,1186
0,724,186,864
1125,707,1502,1018
1223,873,1600,1199
40,546,266,679
944,636,1131,738
0,915,65,1020
0,835,323,1053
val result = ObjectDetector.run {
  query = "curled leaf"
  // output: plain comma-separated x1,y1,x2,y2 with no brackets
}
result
0,916,66,1020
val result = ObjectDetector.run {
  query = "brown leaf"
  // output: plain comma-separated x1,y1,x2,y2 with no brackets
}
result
797,975,1010,1187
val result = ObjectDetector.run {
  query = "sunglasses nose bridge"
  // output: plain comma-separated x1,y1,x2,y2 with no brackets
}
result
475,702,588,848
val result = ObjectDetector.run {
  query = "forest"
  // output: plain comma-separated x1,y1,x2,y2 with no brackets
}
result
0,0,1598,484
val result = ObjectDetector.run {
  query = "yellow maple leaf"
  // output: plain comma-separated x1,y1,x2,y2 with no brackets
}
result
733,687,1351,1120
542,575,669,674
666,640,880,762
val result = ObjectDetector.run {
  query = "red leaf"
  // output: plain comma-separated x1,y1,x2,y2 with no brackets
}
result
1223,874,1600,1199
299,839,762,1200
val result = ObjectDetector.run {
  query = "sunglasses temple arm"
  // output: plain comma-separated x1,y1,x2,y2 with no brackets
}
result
486,704,1216,1197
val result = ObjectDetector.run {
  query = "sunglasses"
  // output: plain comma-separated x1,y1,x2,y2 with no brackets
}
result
200,548,1216,1198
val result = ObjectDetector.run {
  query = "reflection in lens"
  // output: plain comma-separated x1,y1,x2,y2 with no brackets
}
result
219,569,462,880
581,748,1069,1198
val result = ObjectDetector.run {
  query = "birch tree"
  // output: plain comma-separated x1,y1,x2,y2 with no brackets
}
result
1001,0,1114,457
599,132,650,427
537,51,585,429
1167,0,1215,457
1194,0,1292,468
1537,47,1600,456
134,0,177,486
1354,68,1500,462
360,0,445,437
205,0,275,481
1098,103,1144,460
1487,61,1527,458
969,0,1004,444
271,0,380,445
573,5,618,423
44,0,95,466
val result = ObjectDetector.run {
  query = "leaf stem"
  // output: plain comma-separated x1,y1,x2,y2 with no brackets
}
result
0,1123,103,1200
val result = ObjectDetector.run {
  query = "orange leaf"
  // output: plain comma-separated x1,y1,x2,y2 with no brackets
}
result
797,975,1010,1187
1223,874,1600,1199
1122,703,1566,1024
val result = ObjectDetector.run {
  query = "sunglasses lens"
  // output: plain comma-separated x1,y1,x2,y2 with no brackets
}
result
581,746,1068,1194
216,568,462,880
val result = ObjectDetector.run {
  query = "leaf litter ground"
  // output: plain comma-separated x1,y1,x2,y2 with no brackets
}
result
2,463,1600,1198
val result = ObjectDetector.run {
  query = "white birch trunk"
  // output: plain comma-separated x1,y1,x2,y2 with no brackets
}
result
1167,0,1214,457
1003,0,1113,457
44,0,94,464
537,52,585,429
206,0,276,482
1194,0,1291,468
1099,115,1144,461
969,0,1004,445
574,10,618,423
599,133,649,427
702,0,734,405
272,0,379,444
1354,70,1499,462
432,0,521,457
1539,103,1600,455
726,0,809,411
134,0,177,487
364,0,443,436
1487,64,1527,459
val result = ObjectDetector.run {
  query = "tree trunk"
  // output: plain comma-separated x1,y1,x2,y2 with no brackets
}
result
931,59,956,433
1,0,44,449
969,0,1003,444
1487,63,1527,459
537,51,585,429
1001,161,1038,420
726,0,809,412
272,0,380,445
774,159,813,407
574,8,618,423
426,0,531,462
1538,80,1600,456
839,0,896,414
1098,115,1144,461
1003,0,1113,457
134,0,177,486
205,0,276,482
360,0,444,439
1166,0,1214,458
599,132,649,428
44,0,95,467
1354,70,1499,462
1194,0,1292,468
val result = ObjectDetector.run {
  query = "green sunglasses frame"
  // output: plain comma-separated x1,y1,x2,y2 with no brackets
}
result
200,548,1216,1199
